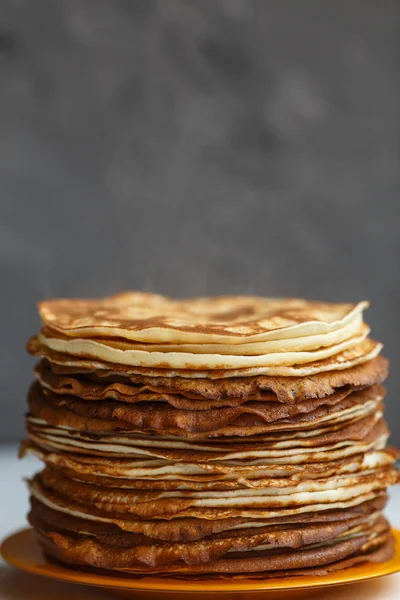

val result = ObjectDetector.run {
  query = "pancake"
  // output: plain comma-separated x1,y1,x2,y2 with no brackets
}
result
28,335,382,379
31,465,398,520
25,410,388,459
21,293,398,578
38,294,368,344
28,487,389,540
33,517,390,573
29,465,393,575
43,313,365,356
39,533,395,578
69,317,363,356
37,324,371,371
22,444,399,489
28,494,386,545
35,354,389,403
30,505,383,567
27,382,384,437
30,471,392,531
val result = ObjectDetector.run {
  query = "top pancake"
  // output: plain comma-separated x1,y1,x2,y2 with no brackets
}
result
38,293,368,345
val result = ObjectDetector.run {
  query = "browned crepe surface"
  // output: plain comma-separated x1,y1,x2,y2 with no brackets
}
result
28,492,389,542
27,336,382,379
22,293,397,578
37,294,366,342
27,381,384,437
34,517,390,573
32,354,389,403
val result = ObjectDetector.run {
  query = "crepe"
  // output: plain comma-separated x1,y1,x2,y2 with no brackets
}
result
36,323,371,371
24,418,388,469
38,294,368,344
20,293,398,578
32,464,398,518
22,444,398,489
29,505,381,562
27,382,384,437
27,492,388,540
37,529,394,577
35,354,389,404
28,335,382,378
30,504,386,569
28,480,391,573
27,484,389,539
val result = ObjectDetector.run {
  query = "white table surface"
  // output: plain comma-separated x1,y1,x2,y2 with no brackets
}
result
1,443,400,599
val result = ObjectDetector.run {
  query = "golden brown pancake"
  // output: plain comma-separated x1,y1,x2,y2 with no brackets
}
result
21,293,398,578
27,492,389,542
27,381,384,437
27,495,386,547
27,335,382,378
35,356,389,405
25,410,389,458
22,443,399,490
30,504,384,567
38,294,368,344
31,464,398,520
37,322,370,370
33,518,391,573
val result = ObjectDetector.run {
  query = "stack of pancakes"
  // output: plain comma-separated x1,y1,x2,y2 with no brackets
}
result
21,293,399,578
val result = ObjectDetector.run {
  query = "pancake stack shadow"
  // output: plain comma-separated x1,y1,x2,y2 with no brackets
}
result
21,293,399,578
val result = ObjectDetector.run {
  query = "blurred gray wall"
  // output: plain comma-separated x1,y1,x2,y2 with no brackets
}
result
0,0,399,442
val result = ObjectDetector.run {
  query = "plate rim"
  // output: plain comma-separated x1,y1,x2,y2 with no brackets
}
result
2,527,400,593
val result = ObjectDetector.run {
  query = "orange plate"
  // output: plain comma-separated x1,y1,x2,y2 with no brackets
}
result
2,527,400,599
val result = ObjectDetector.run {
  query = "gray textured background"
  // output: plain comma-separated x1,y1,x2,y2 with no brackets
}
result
0,0,399,442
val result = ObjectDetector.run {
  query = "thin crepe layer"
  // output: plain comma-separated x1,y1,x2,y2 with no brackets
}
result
38,294,368,344
27,382,384,437
42,313,364,355
35,355,389,404
34,518,390,573
39,534,395,579
28,495,385,544
27,336,382,379
29,503,383,567
21,443,399,490
31,465,399,519
25,412,389,463
23,293,398,578
28,487,389,541
37,322,370,370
